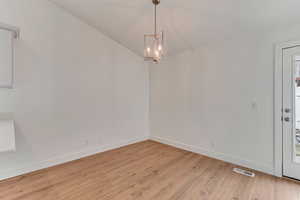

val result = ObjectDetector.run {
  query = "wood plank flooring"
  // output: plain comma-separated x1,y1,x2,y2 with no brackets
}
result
0,140,300,200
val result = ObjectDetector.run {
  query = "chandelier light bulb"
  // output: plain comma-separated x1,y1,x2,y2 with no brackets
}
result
158,45,162,51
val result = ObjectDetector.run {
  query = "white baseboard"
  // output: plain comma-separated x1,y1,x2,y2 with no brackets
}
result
0,136,149,181
0,135,274,181
150,136,275,176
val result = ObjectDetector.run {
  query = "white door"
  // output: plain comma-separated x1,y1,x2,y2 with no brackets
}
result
283,46,300,180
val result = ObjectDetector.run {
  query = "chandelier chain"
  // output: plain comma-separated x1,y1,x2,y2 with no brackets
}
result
154,4,157,35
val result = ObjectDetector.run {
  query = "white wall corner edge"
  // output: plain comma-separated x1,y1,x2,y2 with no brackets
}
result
0,135,150,181
150,136,275,176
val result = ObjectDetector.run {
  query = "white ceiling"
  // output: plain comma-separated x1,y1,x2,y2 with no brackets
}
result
50,0,300,56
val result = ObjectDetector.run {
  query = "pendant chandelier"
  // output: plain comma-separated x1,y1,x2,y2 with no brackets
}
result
144,0,164,63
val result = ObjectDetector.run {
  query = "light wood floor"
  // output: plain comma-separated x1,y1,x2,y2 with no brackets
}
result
1,140,300,200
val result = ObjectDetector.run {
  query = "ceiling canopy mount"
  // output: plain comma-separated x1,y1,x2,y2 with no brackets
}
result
152,0,160,5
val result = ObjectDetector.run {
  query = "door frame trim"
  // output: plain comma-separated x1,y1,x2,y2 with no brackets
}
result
274,40,300,177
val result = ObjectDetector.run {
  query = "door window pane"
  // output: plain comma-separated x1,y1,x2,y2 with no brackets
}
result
294,57,300,163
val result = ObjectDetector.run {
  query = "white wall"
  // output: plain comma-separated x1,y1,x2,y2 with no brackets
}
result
150,26,300,175
0,0,149,180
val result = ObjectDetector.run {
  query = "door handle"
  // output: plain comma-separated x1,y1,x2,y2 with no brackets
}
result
284,117,291,122
285,108,291,113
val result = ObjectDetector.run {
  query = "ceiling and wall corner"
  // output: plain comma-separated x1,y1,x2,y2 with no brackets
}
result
49,0,300,57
